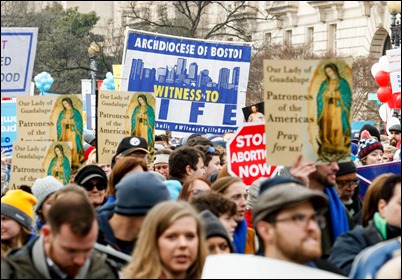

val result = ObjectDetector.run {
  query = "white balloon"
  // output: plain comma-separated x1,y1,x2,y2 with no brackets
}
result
378,103,392,122
371,63,381,77
378,55,389,72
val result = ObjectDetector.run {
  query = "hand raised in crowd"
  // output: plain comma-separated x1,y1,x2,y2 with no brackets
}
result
289,154,316,187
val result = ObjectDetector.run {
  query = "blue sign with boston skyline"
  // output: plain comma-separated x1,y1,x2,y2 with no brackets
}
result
120,30,252,134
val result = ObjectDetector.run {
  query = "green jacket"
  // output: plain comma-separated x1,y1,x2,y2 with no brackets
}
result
1,236,119,279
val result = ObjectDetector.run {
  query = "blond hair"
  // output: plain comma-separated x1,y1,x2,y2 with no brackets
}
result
121,201,208,279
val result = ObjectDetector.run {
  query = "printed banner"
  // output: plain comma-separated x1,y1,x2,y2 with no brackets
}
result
357,161,401,199
9,141,72,188
263,60,353,166
1,99,17,154
1,27,38,98
16,95,84,169
120,29,252,134
97,90,156,164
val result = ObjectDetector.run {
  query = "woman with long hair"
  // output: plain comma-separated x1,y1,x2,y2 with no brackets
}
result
211,176,255,254
121,201,208,279
328,173,401,275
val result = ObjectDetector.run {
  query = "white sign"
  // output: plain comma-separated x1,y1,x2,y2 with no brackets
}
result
386,48,401,72
202,254,347,279
1,27,38,98
390,71,401,93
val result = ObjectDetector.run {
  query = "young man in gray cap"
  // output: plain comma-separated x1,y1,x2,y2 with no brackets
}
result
253,183,345,276
388,123,401,148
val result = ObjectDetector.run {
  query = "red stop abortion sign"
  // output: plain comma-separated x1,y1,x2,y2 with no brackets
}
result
227,123,278,186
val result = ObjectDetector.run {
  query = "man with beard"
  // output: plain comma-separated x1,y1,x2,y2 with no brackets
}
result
1,186,119,279
253,182,345,276
388,123,401,149
289,154,354,259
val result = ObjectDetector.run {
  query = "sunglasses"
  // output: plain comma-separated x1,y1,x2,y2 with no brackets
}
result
82,181,107,191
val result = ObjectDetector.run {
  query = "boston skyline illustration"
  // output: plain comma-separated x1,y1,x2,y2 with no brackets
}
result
127,57,240,104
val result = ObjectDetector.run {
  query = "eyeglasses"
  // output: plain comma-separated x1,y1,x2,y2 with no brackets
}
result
82,181,107,191
205,146,215,155
273,213,326,229
336,179,360,189
189,189,205,196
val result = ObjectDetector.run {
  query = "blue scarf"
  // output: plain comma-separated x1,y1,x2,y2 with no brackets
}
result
232,219,247,254
324,186,350,241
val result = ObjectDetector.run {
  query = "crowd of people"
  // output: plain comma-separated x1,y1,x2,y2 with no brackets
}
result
1,121,400,279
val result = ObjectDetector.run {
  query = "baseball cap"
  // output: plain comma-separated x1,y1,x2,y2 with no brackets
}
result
111,136,149,167
117,136,149,156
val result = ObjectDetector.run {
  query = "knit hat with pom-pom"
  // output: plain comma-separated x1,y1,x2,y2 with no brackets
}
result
357,130,384,160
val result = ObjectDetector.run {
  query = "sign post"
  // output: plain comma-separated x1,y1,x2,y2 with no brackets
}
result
227,123,278,185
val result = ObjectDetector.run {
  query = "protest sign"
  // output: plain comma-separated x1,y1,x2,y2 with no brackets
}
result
16,95,84,169
263,60,353,166
227,123,277,185
9,141,72,188
120,28,252,134
357,161,401,199
1,99,17,154
202,254,346,279
1,27,38,98
97,90,156,164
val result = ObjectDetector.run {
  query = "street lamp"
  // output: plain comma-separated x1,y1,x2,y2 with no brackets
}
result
387,1,401,48
88,42,100,95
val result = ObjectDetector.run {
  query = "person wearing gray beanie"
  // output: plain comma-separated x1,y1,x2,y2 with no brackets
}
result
199,210,234,254
32,176,64,228
114,172,171,215
97,172,171,255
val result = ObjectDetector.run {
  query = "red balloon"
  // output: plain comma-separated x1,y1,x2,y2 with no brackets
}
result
377,86,392,102
393,93,401,109
375,70,390,87
388,96,395,108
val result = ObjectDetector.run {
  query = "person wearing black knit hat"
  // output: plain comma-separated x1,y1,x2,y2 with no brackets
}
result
358,124,381,142
74,164,108,208
199,210,234,254
335,161,362,225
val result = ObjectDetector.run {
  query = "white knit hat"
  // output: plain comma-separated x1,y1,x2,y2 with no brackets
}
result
32,176,64,212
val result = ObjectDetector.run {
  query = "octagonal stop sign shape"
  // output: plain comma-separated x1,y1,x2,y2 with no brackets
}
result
227,123,278,186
